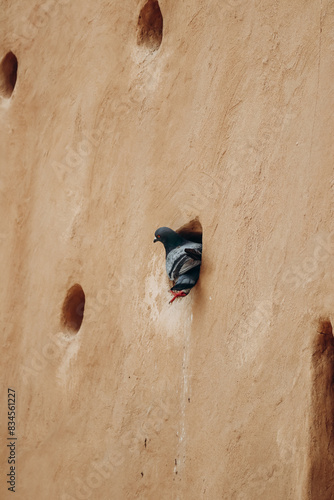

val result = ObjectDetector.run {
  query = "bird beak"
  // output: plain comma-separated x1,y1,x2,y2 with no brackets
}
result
153,238,158,243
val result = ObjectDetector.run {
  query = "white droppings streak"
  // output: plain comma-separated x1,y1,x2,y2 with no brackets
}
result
177,311,193,474
144,255,189,337
144,255,194,478
57,334,81,383
0,97,11,110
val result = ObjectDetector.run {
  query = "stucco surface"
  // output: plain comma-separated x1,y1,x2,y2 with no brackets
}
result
1,1,334,499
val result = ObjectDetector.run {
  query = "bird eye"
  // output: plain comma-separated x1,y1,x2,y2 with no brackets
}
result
157,235,161,238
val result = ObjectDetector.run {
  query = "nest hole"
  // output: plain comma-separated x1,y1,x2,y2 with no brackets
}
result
176,219,202,244
316,319,334,353
0,51,18,98
137,0,163,51
309,318,334,497
61,284,85,333
318,319,333,337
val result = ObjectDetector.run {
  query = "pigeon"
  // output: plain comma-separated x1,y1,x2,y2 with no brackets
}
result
153,226,202,303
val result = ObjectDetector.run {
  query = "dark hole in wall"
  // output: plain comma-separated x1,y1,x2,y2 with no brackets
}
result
0,51,18,98
318,319,333,337
176,219,203,244
137,0,163,51
309,318,334,498
61,284,85,333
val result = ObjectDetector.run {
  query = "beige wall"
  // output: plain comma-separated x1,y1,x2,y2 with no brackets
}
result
1,0,334,498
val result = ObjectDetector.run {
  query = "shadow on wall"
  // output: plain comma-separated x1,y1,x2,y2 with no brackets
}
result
176,218,203,244
309,318,334,498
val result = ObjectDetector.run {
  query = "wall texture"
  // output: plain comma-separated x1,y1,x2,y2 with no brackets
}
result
1,0,334,498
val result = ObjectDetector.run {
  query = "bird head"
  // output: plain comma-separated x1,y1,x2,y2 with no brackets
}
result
153,227,185,251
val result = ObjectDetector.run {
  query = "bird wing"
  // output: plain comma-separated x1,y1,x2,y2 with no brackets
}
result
166,244,202,280
184,247,202,261
171,266,201,292
177,255,201,276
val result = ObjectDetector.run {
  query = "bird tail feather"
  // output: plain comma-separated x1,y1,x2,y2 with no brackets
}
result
171,267,200,292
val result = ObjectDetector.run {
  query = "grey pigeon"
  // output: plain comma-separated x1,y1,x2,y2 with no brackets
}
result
153,227,202,303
